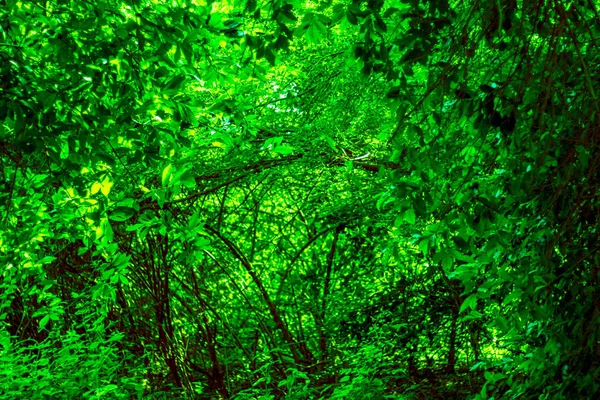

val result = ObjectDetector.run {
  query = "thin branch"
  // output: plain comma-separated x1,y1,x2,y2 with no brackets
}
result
0,43,22,48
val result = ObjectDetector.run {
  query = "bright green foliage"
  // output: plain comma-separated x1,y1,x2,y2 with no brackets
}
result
1,0,599,398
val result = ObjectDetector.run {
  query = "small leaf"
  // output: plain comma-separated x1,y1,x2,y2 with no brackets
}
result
91,182,102,194
245,0,257,12
502,289,523,306
495,315,509,333
383,7,400,18
162,164,173,187
394,214,403,227
460,293,478,313
442,255,453,271
484,371,506,384
265,46,276,66
419,238,429,254
40,256,57,264
272,145,293,155
100,178,113,196
39,315,50,331
100,218,114,243
109,206,135,222
346,11,358,25
306,22,325,43
165,74,186,91
404,208,416,225
117,28,128,39
463,310,483,321
37,357,50,366
387,86,401,98
374,14,387,33
413,195,427,216
180,171,196,188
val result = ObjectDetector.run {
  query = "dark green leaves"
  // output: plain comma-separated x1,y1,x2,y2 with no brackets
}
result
296,13,329,43
108,206,135,222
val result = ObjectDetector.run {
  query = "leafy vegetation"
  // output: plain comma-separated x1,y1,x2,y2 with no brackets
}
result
1,0,599,398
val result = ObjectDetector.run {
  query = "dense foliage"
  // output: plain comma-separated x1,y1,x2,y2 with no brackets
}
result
1,0,599,398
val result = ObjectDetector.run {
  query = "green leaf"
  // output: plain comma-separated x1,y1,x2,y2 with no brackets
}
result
387,86,401,98
484,371,505,384
346,11,358,25
306,21,327,43
117,28,128,39
109,206,135,222
495,315,509,333
100,218,115,243
100,178,113,197
265,46,276,66
272,145,293,155
419,238,429,254
373,14,387,33
180,171,196,188
164,74,186,92
502,289,523,306
39,315,50,331
162,164,173,187
463,310,483,321
442,255,453,271
460,293,478,313
404,208,416,225
39,256,57,264
413,195,427,216
245,0,257,12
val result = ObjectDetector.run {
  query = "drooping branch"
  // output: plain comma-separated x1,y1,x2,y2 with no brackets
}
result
204,223,312,365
